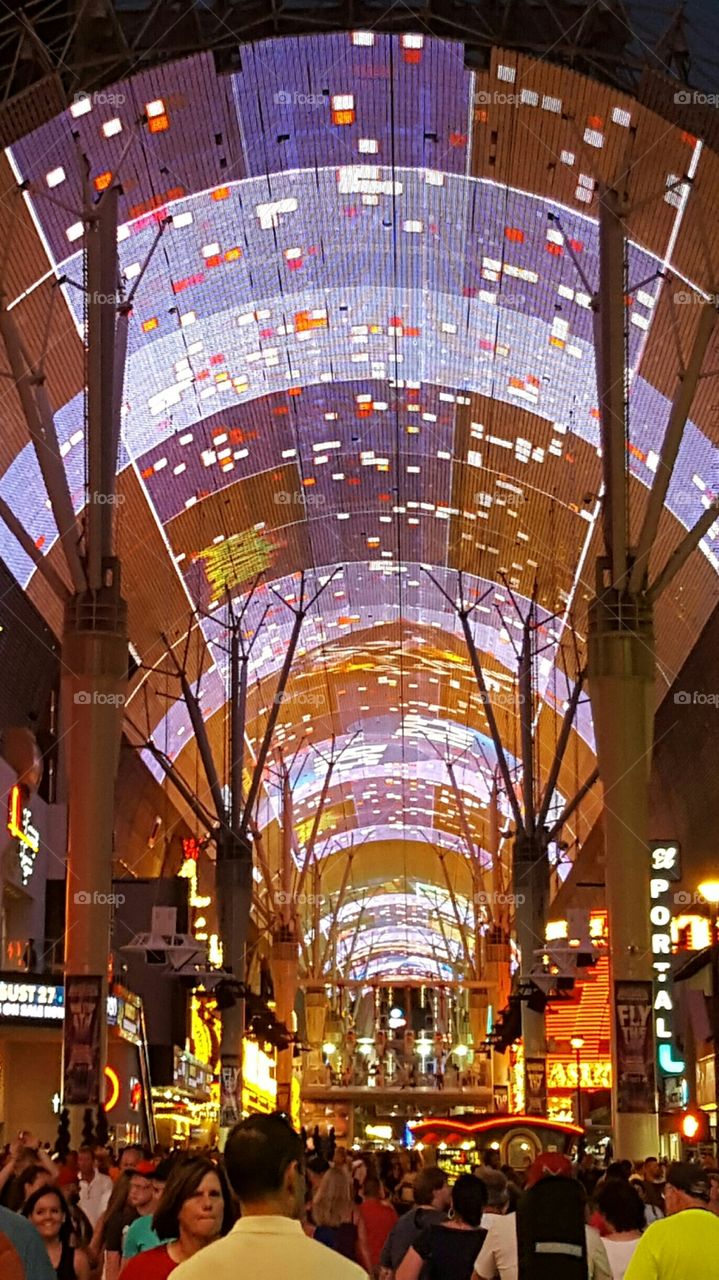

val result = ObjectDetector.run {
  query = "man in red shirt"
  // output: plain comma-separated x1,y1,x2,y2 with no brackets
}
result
359,1176,398,1276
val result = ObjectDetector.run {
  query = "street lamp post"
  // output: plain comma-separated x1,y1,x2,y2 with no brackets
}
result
698,881,719,1153
571,1036,585,1128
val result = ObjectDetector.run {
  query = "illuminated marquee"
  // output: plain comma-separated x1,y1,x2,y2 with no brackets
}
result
7,785,40,885
649,841,685,1078
547,1060,612,1090
242,1039,277,1114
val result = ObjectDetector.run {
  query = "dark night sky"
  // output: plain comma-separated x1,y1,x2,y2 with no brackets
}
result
623,0,719,88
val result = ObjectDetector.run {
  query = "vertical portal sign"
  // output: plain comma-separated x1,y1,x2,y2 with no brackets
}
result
615,981,656,1113
220,1065,241,1128
649,841,685,1080
63,976,102,1106
524,1057,547,1115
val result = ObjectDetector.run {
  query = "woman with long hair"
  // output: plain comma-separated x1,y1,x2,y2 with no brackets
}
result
595,1179,645,1279
22,1186,91,1279
396,1173,487,1280
120,1157,236,1278
313,1165,373,1272
88,1169,133,1280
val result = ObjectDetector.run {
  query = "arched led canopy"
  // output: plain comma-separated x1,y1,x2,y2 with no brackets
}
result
1,34,718,976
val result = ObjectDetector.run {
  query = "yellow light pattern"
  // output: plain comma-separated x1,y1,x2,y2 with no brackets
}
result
547,1059,611,1090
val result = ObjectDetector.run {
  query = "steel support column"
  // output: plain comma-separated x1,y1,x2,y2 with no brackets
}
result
513,830,550,1061
588,573,658,1156
269,767,299,1113
61,187,127,1143
217,621,252,1136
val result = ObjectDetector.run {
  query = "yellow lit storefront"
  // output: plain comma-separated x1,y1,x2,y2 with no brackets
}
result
242,1039,277,1114
190,992,284,1126
152,1048,216,1149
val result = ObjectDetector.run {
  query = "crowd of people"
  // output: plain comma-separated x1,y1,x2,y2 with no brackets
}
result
0,1123,718,1278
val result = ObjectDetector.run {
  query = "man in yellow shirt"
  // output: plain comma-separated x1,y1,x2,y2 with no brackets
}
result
625,1161,719,1279
173,1113,365,1280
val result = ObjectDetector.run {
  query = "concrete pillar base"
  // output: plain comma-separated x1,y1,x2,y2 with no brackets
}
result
61,576,127,1140
271,936,299,1108
514,832,549,1062
588,582,659,1155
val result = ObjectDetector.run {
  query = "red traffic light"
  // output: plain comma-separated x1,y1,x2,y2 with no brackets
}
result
680,1111,709,1143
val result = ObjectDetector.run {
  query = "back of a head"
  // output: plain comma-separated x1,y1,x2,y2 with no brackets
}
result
224,1114,303,1204
597,1178,645,1233
413,1166,447,1207
363,1175,381,1199
313,1166,354,1228
518,1168,587,1280
307,1154,330,1179
452,1173,487,1227
475,1167,509,1211
666,1160,712,1206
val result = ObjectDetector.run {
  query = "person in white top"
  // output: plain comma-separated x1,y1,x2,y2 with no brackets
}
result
473,1152,612,1280
595,1179,645,1280
77,1146,113,1230
173,1113,365,1280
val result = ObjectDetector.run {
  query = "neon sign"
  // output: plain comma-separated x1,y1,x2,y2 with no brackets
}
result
649,842,685,1078
105,1066,120,1112
7,785,39,885
547,1060,612,1090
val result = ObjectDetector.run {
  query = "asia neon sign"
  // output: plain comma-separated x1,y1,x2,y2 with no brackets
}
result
547,1060,612,1091
649,842,685,1077
7,785,39,885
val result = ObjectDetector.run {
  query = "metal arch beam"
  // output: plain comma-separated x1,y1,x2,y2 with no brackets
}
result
445,757,491,932
457,607,524,832
0,494,70,602
162,629,227,826
629,301,718,593
594,185,629,590
647,499,719,605
518,618,535,836
294,748,335,906
0,303,86,593
320,851,354,971
546,767,600,844
240,567,341,836
85,184,122,588
437,850,475,976
537,667,587,830
127,729,216,831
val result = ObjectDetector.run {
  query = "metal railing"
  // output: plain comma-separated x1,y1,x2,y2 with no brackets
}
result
3,937,64,974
